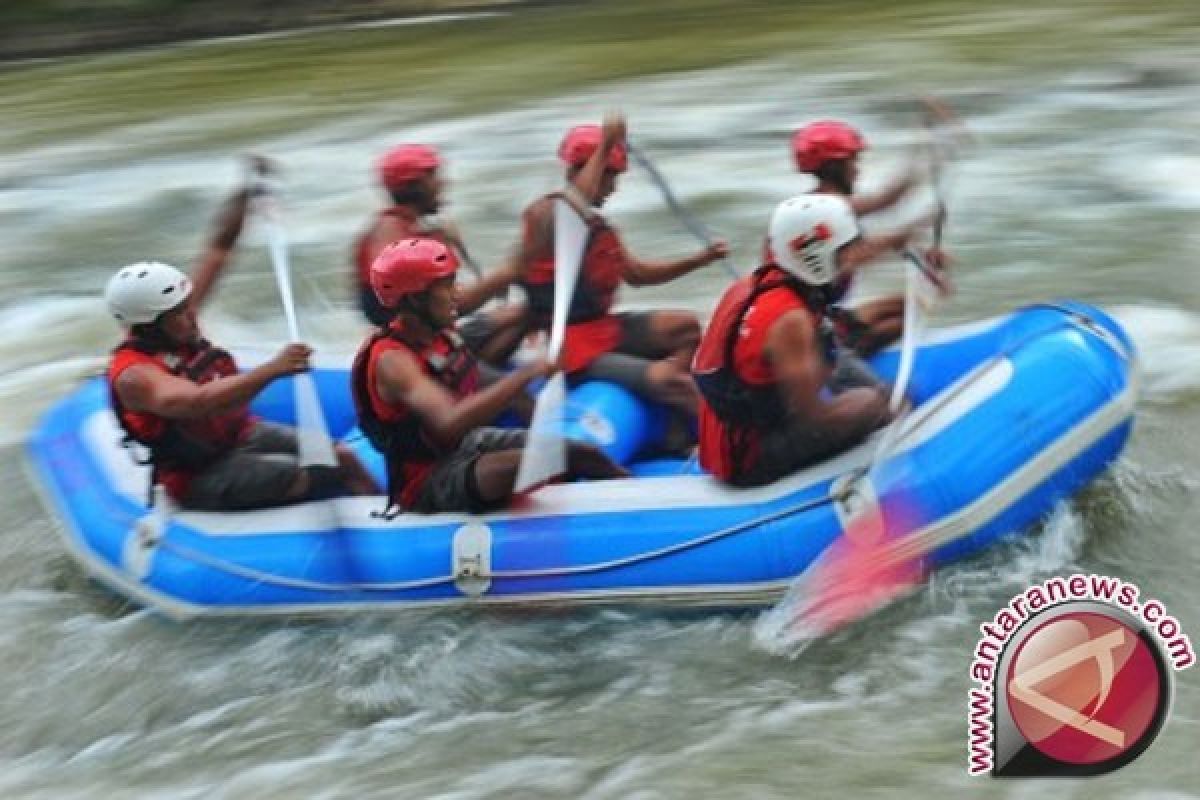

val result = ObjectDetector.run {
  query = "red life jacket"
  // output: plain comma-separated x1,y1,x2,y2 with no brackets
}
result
108,336,254,501
692,265,835,480
350,317,479,509
519,194,627,373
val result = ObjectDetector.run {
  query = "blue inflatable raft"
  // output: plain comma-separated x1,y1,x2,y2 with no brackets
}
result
26,302,1137,619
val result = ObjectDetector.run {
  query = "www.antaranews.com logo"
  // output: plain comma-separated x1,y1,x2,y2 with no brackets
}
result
967,573,1194,777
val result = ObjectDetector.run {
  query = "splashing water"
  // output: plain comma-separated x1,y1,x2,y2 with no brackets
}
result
755,490,929,655
1112,305,1200,402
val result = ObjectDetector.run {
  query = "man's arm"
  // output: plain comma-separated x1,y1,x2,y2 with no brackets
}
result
835,207,943,275
767,310,890,434
620,240,729,287
572,113,626,206
454,260,520,315
376,349,550,451
850,166,920,217
115,343,310,420
188,186,254,311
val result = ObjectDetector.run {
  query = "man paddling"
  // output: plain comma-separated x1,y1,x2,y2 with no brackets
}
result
352,237,626,514
511,113,728,419
353,143,528,365
106,179,377,510
693,194,933,487
791,119,948,355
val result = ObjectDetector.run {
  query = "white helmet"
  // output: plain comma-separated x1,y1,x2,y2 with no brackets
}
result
766,194,859,285
104,261,192,325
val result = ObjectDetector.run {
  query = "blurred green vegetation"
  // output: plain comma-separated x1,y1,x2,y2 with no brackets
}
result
1,0,1196,152
0,0,503,26
0,0,525,59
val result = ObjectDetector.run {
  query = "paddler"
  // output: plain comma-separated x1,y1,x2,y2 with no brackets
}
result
790,119,949,355
353,143,529,366
692,194,935,487
352,237,627,514
510,112,728,420
105,170,378,510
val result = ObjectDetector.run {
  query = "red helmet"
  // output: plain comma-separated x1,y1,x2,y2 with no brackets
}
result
558,124,628,172
378,144,440,189
791,120,866,173
370,237,459,309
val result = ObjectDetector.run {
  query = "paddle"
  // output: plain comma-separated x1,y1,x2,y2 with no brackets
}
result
626,140,738,280
513,197,589,493
870,100,962,464
758,263,938,647
759,102,966,646
250,162,338,468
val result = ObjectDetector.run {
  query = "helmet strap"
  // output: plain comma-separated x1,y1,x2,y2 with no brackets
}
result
808,283,836,311
129,316,178,352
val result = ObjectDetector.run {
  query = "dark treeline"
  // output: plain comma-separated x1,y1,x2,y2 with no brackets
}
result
0,0,535,61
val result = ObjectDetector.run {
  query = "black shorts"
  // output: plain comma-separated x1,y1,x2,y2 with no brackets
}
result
182,421,304,511
571,312,661,398
412,427,527,514
732,351,887,488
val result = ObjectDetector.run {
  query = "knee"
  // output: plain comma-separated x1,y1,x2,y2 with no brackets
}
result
678,316,702,350
879,295,905,319
333,443,355,470
664,312,701,350
493,303,529,327
645,359,697,395
284,469,312,501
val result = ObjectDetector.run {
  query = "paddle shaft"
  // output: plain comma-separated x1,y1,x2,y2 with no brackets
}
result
253,175,338,468
626,141,737,280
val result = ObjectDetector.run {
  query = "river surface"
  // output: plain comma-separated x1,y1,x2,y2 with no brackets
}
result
2,1,1199,796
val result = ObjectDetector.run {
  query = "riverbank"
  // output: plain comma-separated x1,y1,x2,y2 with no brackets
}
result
0,0,541,62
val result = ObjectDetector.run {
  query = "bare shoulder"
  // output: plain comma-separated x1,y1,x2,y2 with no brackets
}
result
766,307,815,356
113,362,166,410
523,195,554,230
376,345,423,386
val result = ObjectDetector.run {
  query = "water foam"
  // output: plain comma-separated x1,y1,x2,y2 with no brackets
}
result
1112,304,1200,401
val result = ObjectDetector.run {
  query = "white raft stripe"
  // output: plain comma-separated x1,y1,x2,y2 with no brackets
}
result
79,352,1016,536
883,379,1137,566
75,316,1014,530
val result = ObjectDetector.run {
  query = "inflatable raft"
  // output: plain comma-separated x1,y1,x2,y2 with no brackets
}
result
26,302,1137,619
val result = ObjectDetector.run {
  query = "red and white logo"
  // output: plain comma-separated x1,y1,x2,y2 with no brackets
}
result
967,584,1188,778
1004,608,1166,772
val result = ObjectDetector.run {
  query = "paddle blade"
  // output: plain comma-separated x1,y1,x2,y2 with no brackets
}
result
757,490,928,652
548,198,588,359
293,372,337,468
514,372,567,493
888,256,930,413
512,199,588,495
